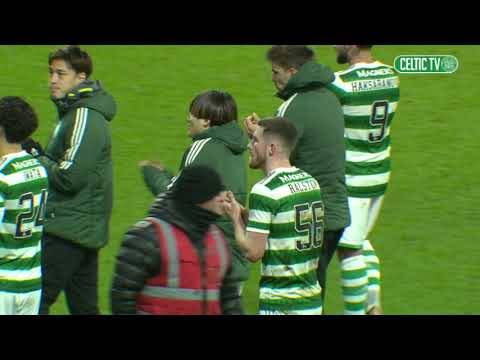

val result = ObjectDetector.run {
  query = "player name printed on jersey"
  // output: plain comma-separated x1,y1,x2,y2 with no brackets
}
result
350,77,399,92
329,62,400,198
287,179,318,194
0,151,48,294
247,167,324,314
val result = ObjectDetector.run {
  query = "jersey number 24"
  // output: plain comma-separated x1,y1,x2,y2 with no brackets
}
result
15,189,48,239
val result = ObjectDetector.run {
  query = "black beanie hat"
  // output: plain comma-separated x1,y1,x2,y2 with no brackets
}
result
170,165,226,205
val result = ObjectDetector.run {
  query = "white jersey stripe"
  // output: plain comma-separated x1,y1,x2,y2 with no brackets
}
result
0,266,41,281
346,149,390,163
346,172,391,187
0,224,44,235
343,102,398,117
246,226,270,235
265,236,303,251
342,277,369,288
248,209,272,224
259,307,323,315
345,127,391,141
4,193,45,210
260,286,321,300
271,210,296,224
0,243,41,259
262,259,319,278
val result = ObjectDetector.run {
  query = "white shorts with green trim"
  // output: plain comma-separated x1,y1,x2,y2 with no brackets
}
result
0,290,41,315
339,196,385,249
259,307,323,315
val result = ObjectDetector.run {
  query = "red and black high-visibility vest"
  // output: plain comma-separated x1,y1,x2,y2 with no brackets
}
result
136,217,231,315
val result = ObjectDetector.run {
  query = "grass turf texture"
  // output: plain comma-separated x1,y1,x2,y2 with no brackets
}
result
1,45,478,314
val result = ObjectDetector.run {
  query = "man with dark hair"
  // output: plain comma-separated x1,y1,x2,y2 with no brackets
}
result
139,90,248,314
266,45,315,76
245,45,350,312
23,45,117,315
0,96,48,315
328,45,400,315
111,165,234,315
225,117,324,315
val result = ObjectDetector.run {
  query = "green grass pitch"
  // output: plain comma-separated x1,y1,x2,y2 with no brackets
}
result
1,45,478,314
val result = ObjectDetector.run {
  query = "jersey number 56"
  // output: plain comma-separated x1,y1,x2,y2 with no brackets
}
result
294,201,324,251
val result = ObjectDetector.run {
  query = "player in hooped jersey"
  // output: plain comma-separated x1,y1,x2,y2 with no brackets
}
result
224,117,324,315
328,45,400,315
0,97,49,315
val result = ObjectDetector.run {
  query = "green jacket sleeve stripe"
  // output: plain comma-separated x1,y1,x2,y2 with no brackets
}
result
62,108,83,164
185,138,211,166
61,107,89,170
277,93,298,117
39,106,106,194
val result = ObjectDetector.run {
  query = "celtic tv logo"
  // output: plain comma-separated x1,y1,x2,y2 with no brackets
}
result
394,55,459,74
441,56,458,72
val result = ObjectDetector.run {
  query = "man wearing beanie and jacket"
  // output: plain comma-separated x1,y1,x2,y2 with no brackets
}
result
110,165,239,315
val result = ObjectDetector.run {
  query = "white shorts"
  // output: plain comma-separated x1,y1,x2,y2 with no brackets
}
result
339,196,385,249
0,290,42,315
259,307,323,315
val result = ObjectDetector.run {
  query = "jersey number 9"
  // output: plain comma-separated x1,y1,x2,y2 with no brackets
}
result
369,100,389,143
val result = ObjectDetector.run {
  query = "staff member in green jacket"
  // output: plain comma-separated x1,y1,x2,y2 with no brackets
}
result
24,46,116,314
245,45,350,309
139,90,248,314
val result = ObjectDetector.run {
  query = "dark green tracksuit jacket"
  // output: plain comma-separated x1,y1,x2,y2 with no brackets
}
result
275,61,350,231
142,121,250,284
38,80,116,250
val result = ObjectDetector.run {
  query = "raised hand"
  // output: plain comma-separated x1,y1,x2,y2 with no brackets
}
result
244,113,260,138
223,191,242,222
138,160,165,171
21,138,44,157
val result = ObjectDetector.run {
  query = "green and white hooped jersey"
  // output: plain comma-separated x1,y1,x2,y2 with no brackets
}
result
329,61,400,198
247,167,324,314
0,151,48,293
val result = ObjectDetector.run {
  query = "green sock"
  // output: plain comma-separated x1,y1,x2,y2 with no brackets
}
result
363,240,381,312
340,255,368,315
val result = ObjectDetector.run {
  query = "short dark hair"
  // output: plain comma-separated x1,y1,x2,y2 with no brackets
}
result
189,90,238,127
258,117,298,154
0,96,39,143
48,45,93,78
266,45,315,70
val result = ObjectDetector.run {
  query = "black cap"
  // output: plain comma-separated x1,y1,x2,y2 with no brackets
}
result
170,165,225,205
